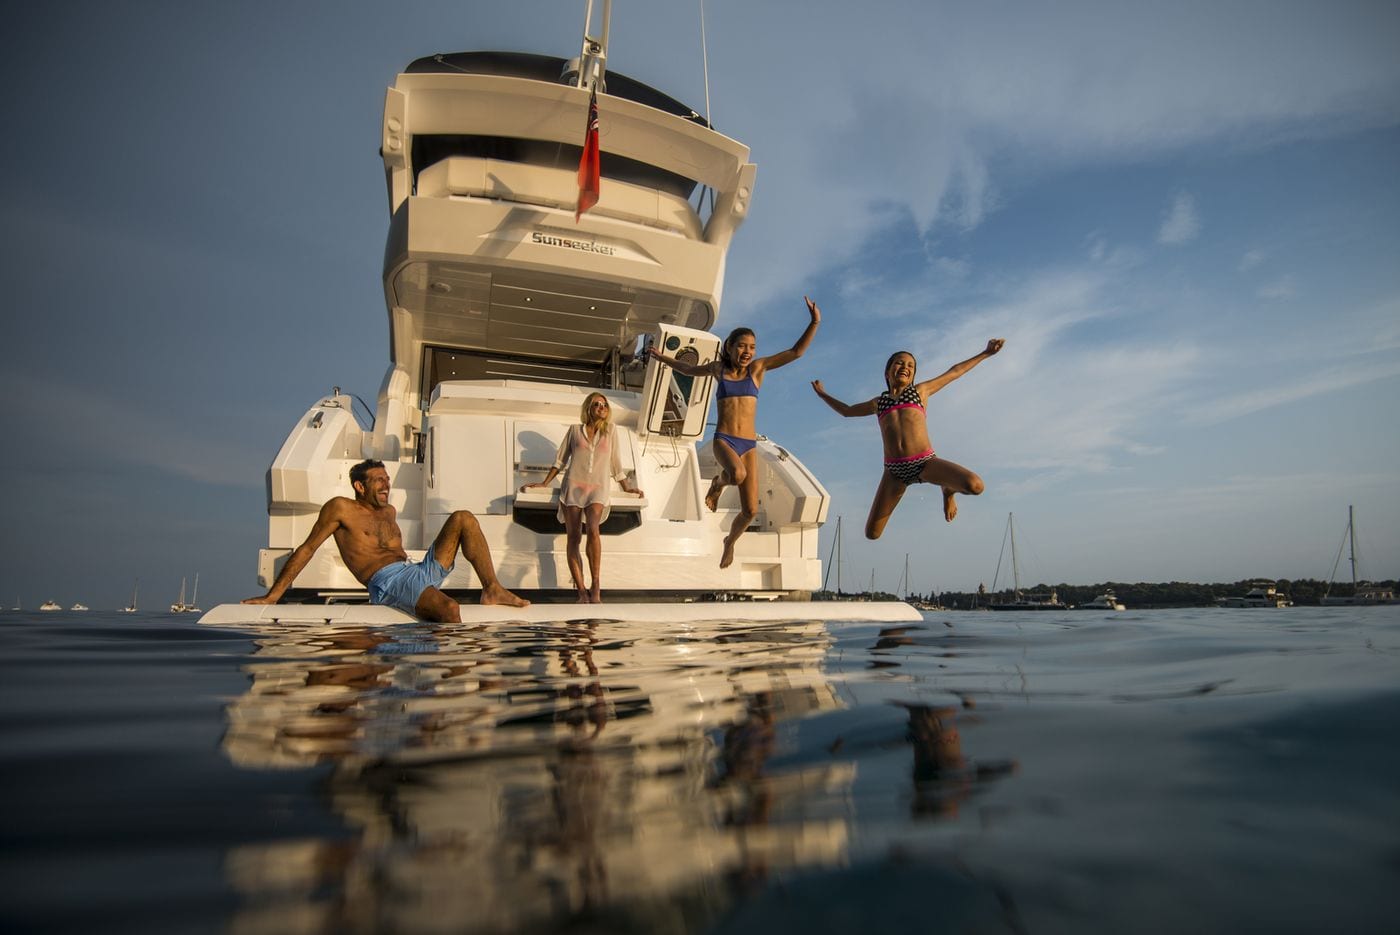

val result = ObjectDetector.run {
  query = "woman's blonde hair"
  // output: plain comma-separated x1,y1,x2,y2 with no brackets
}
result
580,392,611,431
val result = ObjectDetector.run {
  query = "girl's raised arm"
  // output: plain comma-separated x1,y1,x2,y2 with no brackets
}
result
916,339,1004,397
811,380,878,418
756,296,822,373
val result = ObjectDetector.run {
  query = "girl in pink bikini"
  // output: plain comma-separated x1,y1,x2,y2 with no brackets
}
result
811,338,1003,539
649,297,821,568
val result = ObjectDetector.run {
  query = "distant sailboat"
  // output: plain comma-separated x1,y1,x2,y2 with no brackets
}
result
987,513,1067,611
171,578,187,613
1320,506,1395,605
821,515,845,596
121,579,139,613
184,573,202,613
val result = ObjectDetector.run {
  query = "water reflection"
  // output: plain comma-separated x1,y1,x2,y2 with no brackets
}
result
220,617,856,933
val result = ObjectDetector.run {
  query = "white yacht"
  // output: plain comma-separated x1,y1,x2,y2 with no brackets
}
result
246,23,833,605
70,603,89,612
39,600,61,612
1216,583,1292,608
1077,590,1125,611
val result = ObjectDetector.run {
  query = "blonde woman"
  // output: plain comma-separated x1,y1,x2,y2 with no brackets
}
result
521,393,643,602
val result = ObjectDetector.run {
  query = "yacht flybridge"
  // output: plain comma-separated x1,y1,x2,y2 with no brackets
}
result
226,15,888,619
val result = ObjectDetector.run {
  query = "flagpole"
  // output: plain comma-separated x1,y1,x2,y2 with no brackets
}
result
578,0,611,90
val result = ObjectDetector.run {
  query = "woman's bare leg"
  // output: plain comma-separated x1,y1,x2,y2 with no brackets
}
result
584,503,605,603
865,470,909,540
563,507,589,602
916,458,985,522
707,438,748,512
720,450,759,569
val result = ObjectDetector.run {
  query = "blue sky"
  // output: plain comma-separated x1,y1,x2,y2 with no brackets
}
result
2,0,1398,606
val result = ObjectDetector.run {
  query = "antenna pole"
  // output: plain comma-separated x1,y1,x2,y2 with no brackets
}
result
699,0,713,122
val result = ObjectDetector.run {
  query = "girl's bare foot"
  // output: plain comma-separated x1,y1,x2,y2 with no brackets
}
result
942,488,958,522
720,535,737,569
575,589,591,603
704,475,725,512
481,583,530,607
589,583,602,603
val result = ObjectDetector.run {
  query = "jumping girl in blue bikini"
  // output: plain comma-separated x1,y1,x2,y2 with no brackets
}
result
649,296,821,568
811,338,1003,539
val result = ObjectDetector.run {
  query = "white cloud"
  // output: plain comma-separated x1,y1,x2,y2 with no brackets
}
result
1157,192,1201,245
1182,357,1400,426
1257,276,1297,300
716,1,1400,308
1238,249,1267,271
889,268,1201,477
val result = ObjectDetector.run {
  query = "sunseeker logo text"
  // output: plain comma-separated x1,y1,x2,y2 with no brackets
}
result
532,232,617,256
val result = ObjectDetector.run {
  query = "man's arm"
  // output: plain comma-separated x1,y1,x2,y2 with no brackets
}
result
916,339,1005,397
242,499,347,604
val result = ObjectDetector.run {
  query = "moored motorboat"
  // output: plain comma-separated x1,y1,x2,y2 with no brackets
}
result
39,600,61,611
1076,590,1126,611
1215,582,1291,608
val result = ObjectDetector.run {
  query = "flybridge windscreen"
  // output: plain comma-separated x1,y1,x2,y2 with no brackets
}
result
411,135,698,201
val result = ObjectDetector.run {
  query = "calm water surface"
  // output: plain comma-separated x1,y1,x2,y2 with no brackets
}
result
1,605,1397,933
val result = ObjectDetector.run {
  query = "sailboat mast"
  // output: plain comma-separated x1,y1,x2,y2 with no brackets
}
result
1347,504,1357,587
822,516,840,592
836,516,843,593
1010,513,1022,598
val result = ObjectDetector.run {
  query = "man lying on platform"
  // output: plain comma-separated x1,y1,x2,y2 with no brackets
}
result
243,459,528,621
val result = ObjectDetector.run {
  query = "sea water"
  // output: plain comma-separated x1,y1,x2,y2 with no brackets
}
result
1,605,1396,934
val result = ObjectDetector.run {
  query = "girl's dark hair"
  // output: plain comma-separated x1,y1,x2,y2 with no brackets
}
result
884,351,917,389
721,328,756,370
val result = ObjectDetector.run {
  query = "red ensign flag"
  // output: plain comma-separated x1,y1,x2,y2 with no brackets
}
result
575,87,600,221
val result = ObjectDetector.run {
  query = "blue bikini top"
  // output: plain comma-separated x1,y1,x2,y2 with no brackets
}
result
715,371,759,400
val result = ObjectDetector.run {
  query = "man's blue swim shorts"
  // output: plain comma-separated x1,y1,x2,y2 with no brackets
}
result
367,554,452,615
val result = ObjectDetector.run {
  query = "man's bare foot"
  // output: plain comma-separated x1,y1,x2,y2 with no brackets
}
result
943,488,958,522
720,536,737,569
704,475,725,512
589,583,602,603
481,583,530,607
